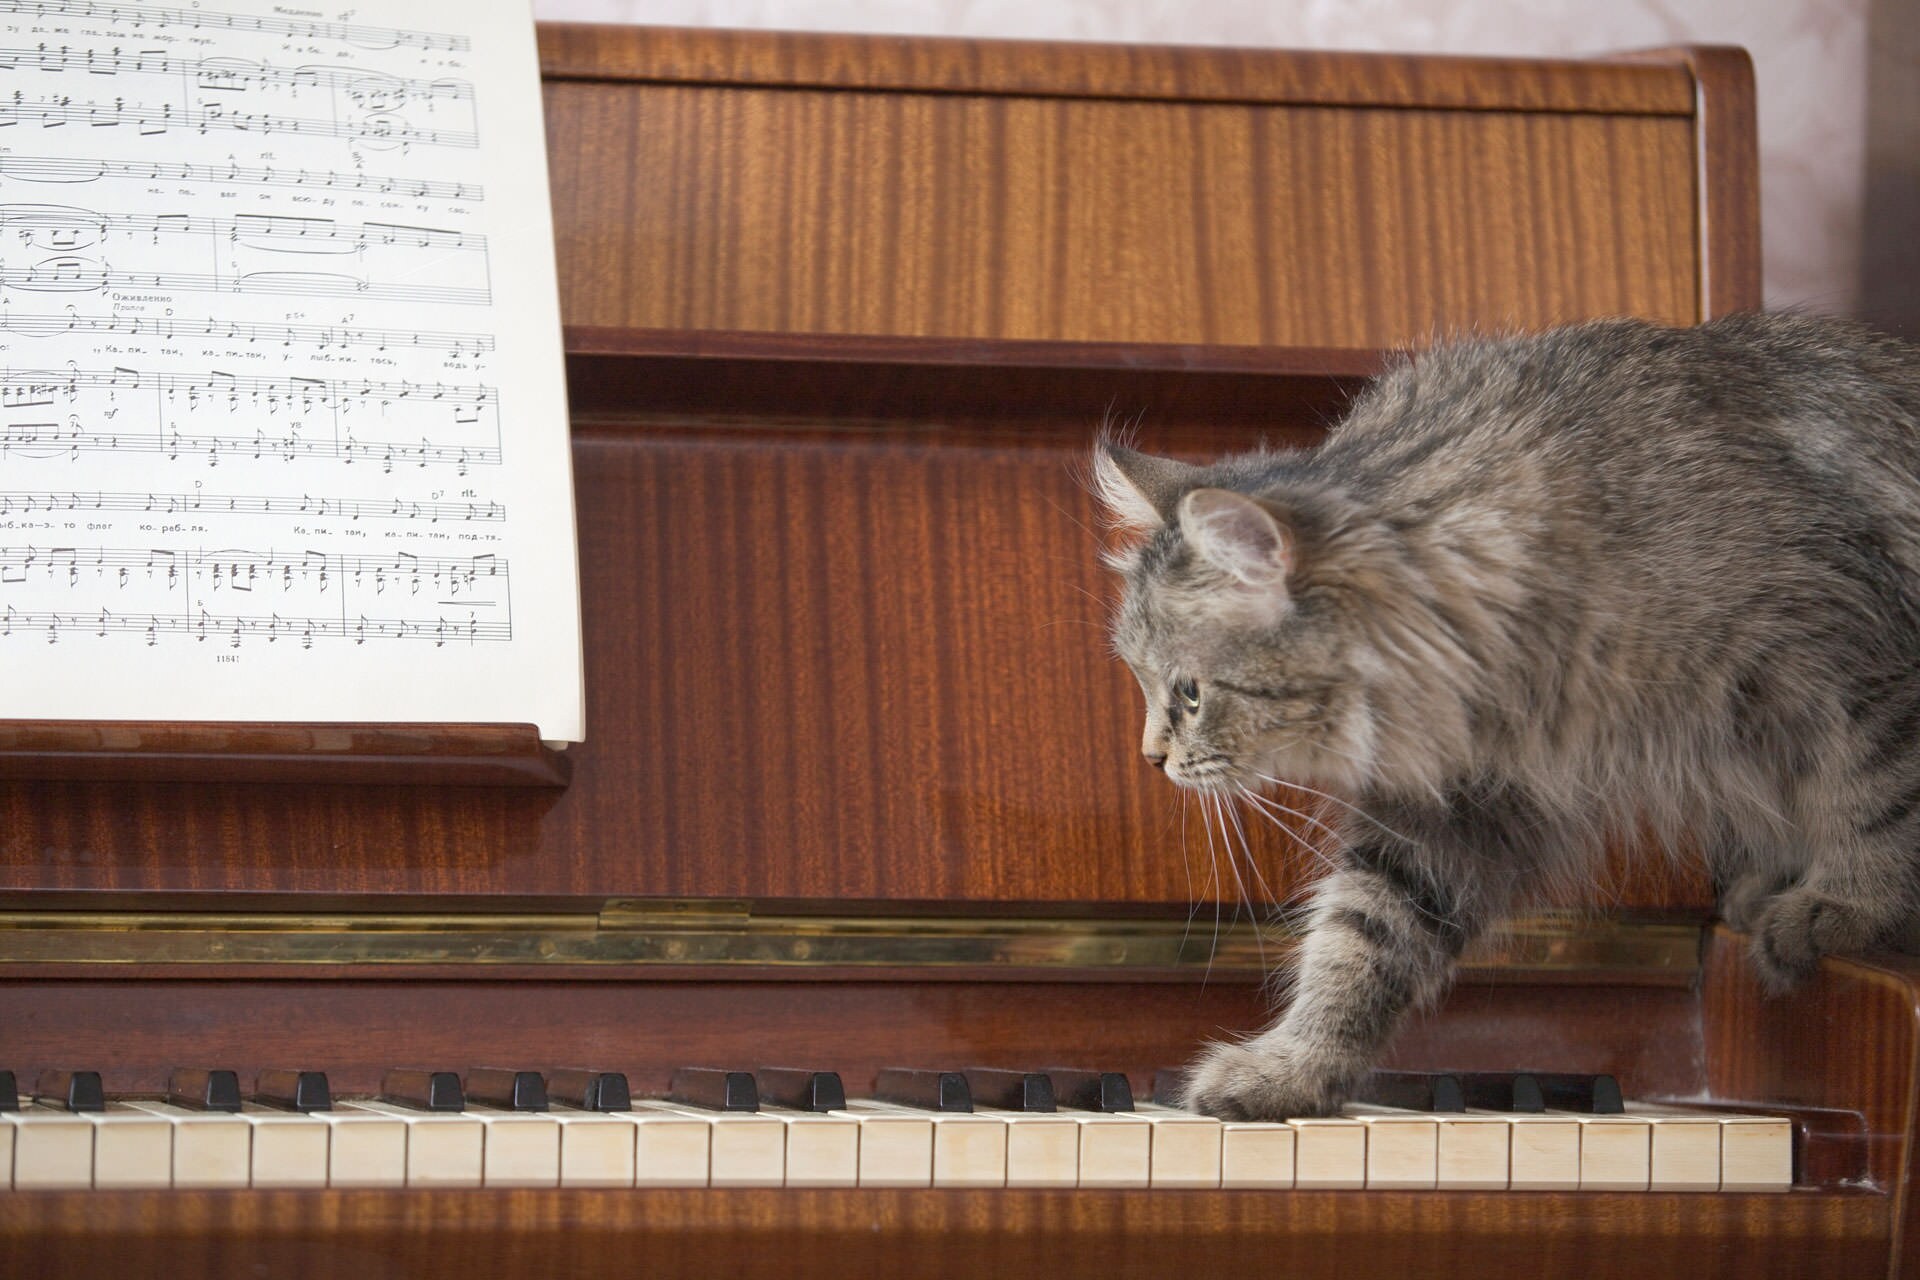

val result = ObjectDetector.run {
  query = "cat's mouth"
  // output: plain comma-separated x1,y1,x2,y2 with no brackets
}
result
1167,754,1236,789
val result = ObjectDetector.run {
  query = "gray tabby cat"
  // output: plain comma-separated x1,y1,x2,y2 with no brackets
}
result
1095,312,1920,1122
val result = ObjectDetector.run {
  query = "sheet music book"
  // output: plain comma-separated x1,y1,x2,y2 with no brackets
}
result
0,0,584,742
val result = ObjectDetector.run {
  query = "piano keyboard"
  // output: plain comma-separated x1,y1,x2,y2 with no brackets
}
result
0,1067,1792,1193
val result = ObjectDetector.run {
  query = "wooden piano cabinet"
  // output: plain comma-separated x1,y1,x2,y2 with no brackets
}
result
0,1189,1886,1280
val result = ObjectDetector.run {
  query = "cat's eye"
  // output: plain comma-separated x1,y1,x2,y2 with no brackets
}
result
1174,678,1201,711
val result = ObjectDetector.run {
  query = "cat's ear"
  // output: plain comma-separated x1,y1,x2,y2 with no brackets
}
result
1178,488,1293,589
1092,444,1198,534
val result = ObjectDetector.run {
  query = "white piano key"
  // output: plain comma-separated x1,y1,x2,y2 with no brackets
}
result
550,1109,639,1188
467,1106,561,1188
1219,1120,1296,1189
974,1108,1079,1188
1717,1113,1793,1192
1624,1105,1722,1191
632,1101,783,1188
1288,1117,1367,1189
927,1112,1007,1188
0,1114,12,1189
1135,1103,1223,1189
830,1102,932,1188
1069,1113,1150,1189
1501,1112,1581,1190
847,1101,1006,1188
121,1100,251,1188
1345,1105,1438,1190
1562,1112,1651,1191
1434,1113,1511,1190
312,1110,408,1188
339,1100,483,1187
7,1110,94,1189
761,1110,860,1188
238,1105,330,1189
82,1104,173,1189
620,1107,714,1187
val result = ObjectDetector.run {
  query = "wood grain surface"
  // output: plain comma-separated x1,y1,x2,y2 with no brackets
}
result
0,1186,1886,1280
0,967,1703,1099
545,79,1699,348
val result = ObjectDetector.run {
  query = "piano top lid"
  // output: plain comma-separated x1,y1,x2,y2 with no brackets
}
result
535,22,1702,117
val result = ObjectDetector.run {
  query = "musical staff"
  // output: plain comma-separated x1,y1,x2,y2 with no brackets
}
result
1,366,494,407
0,0,472,53
0,489,506,524
0,364,502,473
0,154,483,202
4,425,498,474
0,310,496,357
0,45,474,104
0,92,478,147
0,207,486,252
0,607,510,647
0,264,489,305
0,544,509,649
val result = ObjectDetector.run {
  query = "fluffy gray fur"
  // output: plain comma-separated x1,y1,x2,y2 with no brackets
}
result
1095,312,1920,1122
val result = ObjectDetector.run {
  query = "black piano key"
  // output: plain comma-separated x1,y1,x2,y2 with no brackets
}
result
1454,1072,1542,1113
669,1068,758,1112
169,1068,243,1113
466,1068,549,1112
1046,1068,1134,1113
0,1070,16,1112
35,1069,104,1113
1357,1070,1465,1113
1528,1072,1625,1114
963,1068,1056,1113
873,1068,972,1113
548,1069,631,1113
755,1068,846,1113
382,1068,465,1112
254,1070,332,1113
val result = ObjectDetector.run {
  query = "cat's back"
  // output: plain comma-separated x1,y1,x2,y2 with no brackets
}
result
1310,313,1920,529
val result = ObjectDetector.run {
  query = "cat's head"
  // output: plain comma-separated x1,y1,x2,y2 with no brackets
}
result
1094,443,1390,795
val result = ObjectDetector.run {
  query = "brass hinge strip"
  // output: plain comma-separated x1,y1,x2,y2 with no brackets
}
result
0,906,1700,976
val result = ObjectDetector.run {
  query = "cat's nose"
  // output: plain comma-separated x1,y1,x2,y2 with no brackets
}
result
1143,750,1168,769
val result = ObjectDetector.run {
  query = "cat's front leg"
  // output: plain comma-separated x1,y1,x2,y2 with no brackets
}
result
1182,837,1483,1121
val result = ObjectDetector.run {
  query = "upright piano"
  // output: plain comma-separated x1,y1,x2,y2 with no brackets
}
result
1,23,1911,1279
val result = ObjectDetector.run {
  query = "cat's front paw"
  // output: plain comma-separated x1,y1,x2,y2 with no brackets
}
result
1751,887,1877,993
1179,1041,1350,1121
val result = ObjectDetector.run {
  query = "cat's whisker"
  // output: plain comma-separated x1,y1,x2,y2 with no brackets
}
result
1220,789,1287,926
1232,783,1347,854
1232,784,1339,863
1212,792,1264,962
1196,785,1225,983
1253,772,1421,848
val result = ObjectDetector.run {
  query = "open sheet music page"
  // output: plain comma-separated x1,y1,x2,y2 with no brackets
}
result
0,0,583,741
